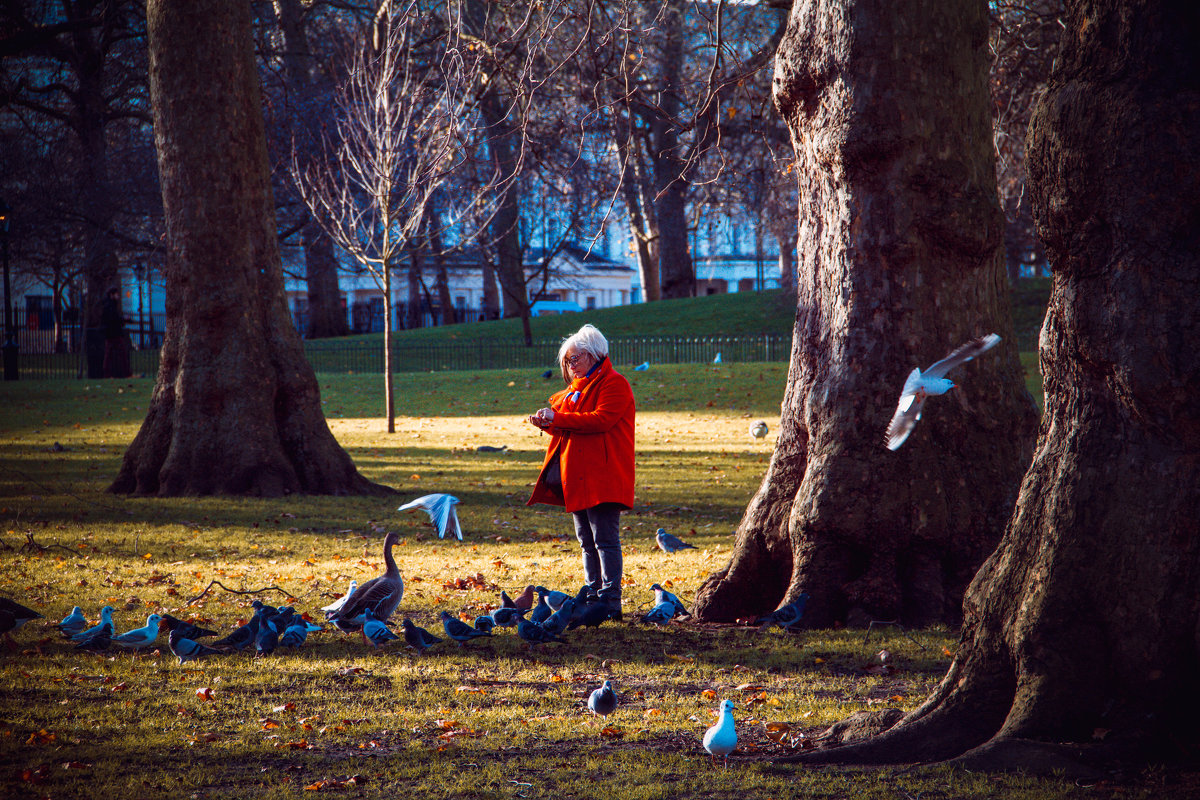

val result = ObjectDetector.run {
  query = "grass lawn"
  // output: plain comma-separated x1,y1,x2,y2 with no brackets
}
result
0,365,1183,799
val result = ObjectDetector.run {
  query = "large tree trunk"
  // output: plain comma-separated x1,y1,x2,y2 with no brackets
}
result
112,0,391,497
786,0,1200,772
693,0,1038,627
651,0,695,300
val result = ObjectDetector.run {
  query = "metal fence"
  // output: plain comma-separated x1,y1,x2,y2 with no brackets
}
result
2,329,792,380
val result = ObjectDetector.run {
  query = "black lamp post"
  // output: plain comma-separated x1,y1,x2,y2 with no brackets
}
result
0,198,17,381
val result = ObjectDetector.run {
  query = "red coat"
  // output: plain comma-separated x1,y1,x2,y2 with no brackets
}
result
527,357,635,512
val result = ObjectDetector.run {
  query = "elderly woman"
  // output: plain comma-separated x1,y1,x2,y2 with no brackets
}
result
527,324,635,620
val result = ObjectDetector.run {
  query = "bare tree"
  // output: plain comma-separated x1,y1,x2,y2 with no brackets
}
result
294,1,484,433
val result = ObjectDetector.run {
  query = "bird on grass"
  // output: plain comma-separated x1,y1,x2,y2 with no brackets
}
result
279,617,310,649
489,607,520,628
884,333,1001,451
639,601,675,626
398,493,463,540
703,699,738,768
540,598,576,637
749,420,768,440
756,593,810,632
159,615,217,641
165,617,221,666
655,529,697,553
528,591,554,625
401,619,442,655
112,614,162,651
56,606,87,639
516,613,567,650
588,680,618,718
566,602,616,631
255,609,288,656
440,611,491,646
535,586,571,612
0,598,42,645
713,353,722,365
74,621,112,652
320,580,357,618
212,605,267,651
649,584,689,618
473,615,496,635
330,532,403,632
72,606,114,642
362,607,400,649
633,361,650,371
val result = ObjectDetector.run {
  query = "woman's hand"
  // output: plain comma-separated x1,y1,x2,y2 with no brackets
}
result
528,407,555,428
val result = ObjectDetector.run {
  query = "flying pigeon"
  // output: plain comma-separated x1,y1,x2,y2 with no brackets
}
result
159,615,217,640
362,607,400,649
639,601,675,626
884,333,1001,451
165,617,221,665
756,593,810,632
321,580,357,618
440,611,490,646
56,606,88,638
516,613,567,649
398,494,463,540
401,618,442,655
650,584,689,618
633,361,649,371
0,598,42,644
703,699,738,768
489,607,520,628
749,420,768,440
656,528,697,553
113,614,162,651
588,680,618,718
72,606,115,642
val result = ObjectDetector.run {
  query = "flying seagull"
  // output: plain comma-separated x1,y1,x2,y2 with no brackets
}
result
398,494,463,541
884,333,1001,451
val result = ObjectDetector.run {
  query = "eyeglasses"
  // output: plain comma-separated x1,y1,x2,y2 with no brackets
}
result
565,353,588,367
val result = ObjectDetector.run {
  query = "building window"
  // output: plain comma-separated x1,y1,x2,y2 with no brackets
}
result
455,295,466,309
586,296,596,309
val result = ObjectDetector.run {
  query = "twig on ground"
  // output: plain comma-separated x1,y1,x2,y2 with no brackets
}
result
20,531,78,555
187,580,295,606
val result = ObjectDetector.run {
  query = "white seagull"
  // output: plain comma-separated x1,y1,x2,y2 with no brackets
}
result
398,494,463,540
703,699,738,768
884,334,1001,451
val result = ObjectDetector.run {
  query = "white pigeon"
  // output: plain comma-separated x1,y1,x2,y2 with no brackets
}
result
749,420,768,440
321,580,357,618
703,699,738,768
884,333,1001,451
398,494,463,540
113,614,162,651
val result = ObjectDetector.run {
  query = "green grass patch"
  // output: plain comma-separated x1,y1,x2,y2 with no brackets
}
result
4,366,1181,799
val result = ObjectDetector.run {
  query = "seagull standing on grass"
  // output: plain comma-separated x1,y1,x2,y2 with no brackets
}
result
588,680,618,718
884,333,1001,451
56,606,87,638
321,580,357,618
703,699,738,768
112,614,162,651
398,494,463,540
72,606,114,642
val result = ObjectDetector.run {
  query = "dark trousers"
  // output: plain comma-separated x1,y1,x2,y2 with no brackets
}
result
572,502,624,609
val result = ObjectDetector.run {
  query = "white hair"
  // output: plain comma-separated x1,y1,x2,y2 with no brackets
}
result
556,324,609,381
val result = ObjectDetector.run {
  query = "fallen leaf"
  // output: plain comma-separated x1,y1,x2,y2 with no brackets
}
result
194,687,214,701
700,690,718,701
455,686,486,694
435,719,460,730
600,726,625,738
261,719,281,730
273,702,296,713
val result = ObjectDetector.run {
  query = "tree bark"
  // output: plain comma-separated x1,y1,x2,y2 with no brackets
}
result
112,0,391,497
785,0,1200,771
693,0,1038,627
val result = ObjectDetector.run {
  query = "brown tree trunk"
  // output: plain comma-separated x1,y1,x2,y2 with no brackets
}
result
303,231,348,338
112,0,391,497
693,0,1038,627
785,0,1200,772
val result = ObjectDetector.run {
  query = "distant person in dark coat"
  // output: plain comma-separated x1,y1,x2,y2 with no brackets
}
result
101,287,132,378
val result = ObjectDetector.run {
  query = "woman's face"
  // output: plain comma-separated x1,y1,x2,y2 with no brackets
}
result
563,348,596,378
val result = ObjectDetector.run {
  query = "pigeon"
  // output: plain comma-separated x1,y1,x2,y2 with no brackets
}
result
541,369,553,379
401,618,442,655
73,622,112,652
489,607,520,627
516,613,567,649
56,606,88,638
159,615,217,640
656,528,697,553
278,618,309,649
506,585,536,612
255,614,281,656
540,598,576,637
588,680,618,717
528,591,554,625
703,699,738,767
473,615,496,635
749,420,768,440
0,598,41,643
650,584,689,618
320,580,358,618
212,606,266,651
884,333,1001,451
362,607,400,648
72,606,115,641
756,593,810,632
398,493,463,541
633,361,649,371
440,611,490,646
476,445,508,453
112,614,162,651
713,352,722,364
535,586,571,612
639,601,675,626
330,532,403,631
566,602,615,631
165,617,221,665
